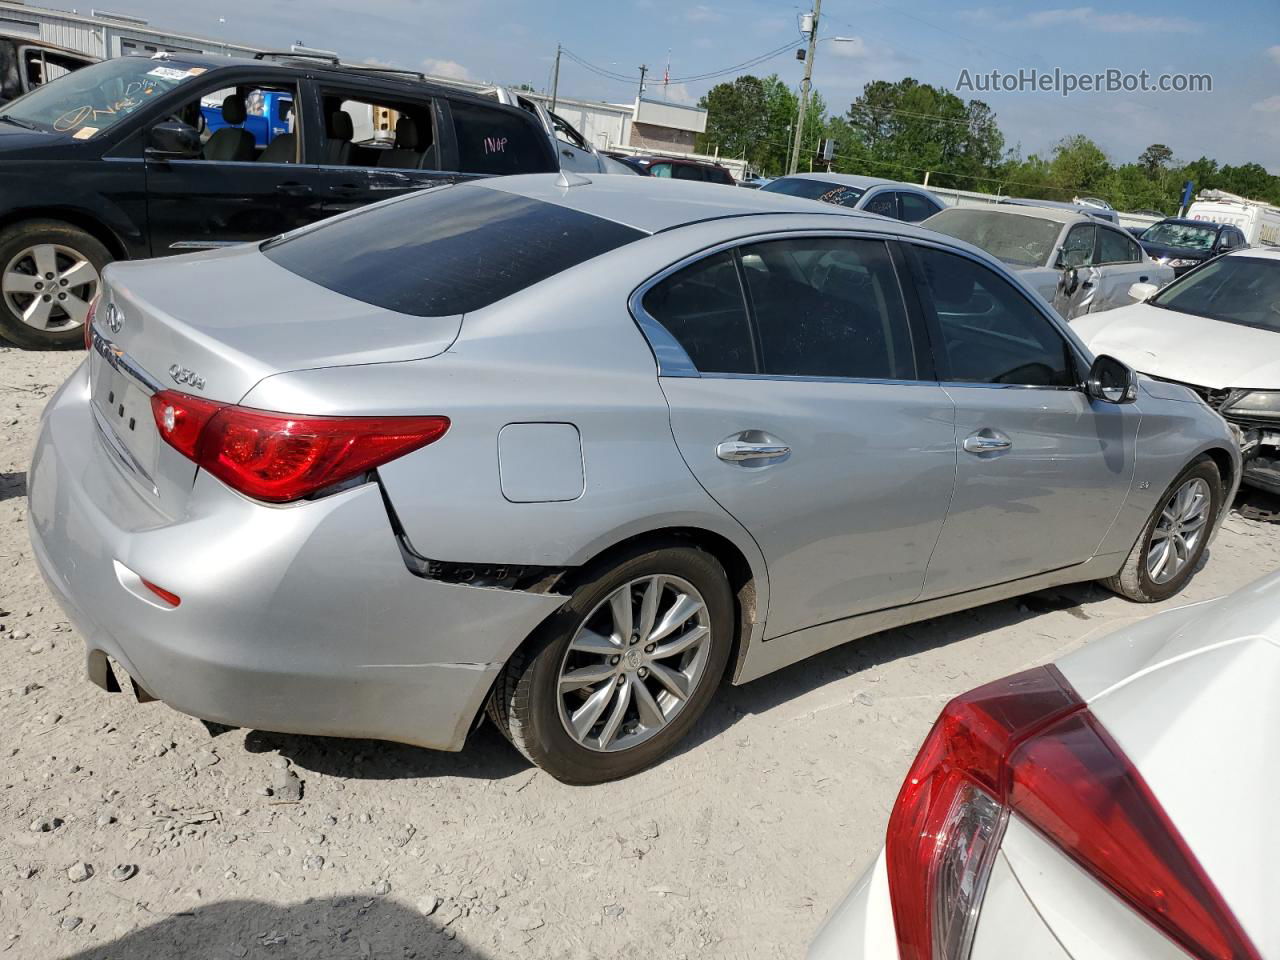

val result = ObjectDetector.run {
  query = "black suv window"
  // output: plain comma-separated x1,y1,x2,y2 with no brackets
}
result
320,90,439,170
914,247,1075,387
672,164,704,181
450,99,554,175
641,251,755,374
740,237,916,379
263,184,643,317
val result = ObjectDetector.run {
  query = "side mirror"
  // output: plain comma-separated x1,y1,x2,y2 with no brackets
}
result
1128,281,1159,302
1058,265,1080,296
146,120,200,159
1087,354,1138,404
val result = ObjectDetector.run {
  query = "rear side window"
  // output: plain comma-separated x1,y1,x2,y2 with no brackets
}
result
862,192,898,218
450,100,553,175
672,164,704,181
740,237,915,380
1097,228,1139,263
641,252,755,374
263,185,644,317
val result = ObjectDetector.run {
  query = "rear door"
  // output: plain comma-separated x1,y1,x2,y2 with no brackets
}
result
643,234,957,641
312,83,457,219
905,243,1138,598
1093,225,1151,310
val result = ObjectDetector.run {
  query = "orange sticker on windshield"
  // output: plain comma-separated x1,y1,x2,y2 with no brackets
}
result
72,127,98,140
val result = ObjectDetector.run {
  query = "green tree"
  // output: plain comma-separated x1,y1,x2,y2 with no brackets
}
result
1138,143,1173,178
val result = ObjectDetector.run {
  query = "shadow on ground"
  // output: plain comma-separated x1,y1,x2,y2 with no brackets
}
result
0,469,26,503
56,895,487,960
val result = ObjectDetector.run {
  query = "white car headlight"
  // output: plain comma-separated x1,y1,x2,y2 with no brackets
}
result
1222,390,1280,420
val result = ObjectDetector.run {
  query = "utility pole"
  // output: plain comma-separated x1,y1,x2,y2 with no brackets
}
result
637,64,648,104
551,43,561,112
788,0,822,176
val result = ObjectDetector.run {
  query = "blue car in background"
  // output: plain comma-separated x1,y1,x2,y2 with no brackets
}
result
201,89,293,146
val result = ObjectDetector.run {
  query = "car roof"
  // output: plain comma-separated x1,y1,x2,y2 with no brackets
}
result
627,155,728,168
1226,247,1280,261
1154,217,1226,229
934,204,1088,226
775,173,898,190
478,172,888,234
133,51,503,106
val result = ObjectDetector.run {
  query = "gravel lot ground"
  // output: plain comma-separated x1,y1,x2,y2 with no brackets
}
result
3,343,1278,960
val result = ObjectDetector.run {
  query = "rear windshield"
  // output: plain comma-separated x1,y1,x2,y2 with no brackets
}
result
761,178,864,208
262,185,645,317
923,208,1062,268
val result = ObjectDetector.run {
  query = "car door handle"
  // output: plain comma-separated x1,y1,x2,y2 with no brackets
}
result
561,148,575,158
963,430,1012,455
1139,275,1149,282
716,436,791,462
327,183,362,196
1081,280,1094,289
276,182,313,196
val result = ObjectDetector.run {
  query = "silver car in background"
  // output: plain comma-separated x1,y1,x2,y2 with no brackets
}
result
761,173,945,223
29,175,1239,784
923,205,1174,319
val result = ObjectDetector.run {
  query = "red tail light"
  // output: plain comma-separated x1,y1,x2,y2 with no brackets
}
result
83,295,100,350
885,665,1260,960
150,389,449,503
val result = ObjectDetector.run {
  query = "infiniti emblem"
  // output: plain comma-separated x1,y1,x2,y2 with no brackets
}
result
105,302,123,334
168,364,206,391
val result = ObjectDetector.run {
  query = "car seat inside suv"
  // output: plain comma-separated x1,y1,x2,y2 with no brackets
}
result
202,95,255,162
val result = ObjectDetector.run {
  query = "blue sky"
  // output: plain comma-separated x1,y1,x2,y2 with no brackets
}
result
121,0,1277,171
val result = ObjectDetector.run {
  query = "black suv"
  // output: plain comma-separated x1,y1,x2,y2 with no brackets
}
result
1136,217,1249,278
612,154,736,185
0,52,557,347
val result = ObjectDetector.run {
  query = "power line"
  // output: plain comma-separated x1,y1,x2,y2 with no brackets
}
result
559,38,802,91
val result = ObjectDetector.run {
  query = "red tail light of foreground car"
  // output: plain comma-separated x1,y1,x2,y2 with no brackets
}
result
885,665,1261,960
150,389,450,503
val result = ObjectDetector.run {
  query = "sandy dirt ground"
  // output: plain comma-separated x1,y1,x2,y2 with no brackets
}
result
2,342,1278,960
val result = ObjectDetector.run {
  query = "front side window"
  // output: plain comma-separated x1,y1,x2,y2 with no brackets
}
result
1059,224,1096,268
450,99,554,175
264,184,643,317
649,163,673,178
0,56,208,138
862,191,898,218
182,81,299,163
641,252,755,374
740,237,916,380
914,247,1075,387
1097,227,1139,264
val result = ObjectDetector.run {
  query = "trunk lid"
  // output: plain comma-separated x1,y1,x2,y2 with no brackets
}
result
90,244,462,516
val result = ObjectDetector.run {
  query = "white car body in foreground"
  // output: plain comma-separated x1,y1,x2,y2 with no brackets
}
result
1074,248,1280,496
810,570,1280,960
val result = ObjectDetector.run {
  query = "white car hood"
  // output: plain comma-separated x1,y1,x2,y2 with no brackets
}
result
1056,572,1280,957
1073,302,1280,390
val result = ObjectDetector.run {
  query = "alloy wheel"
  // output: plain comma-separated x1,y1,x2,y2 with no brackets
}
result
1146,477,1212,585
557,574,712,753
2,243,99,332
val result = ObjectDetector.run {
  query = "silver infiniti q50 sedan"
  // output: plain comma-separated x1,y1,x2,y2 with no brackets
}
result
28,174,1240,783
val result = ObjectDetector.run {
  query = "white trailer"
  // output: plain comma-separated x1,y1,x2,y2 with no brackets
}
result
1185,189,1280,247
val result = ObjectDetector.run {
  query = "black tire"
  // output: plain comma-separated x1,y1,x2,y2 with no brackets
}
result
1103,456,1222,602
487,541,734,784
0,219,112,350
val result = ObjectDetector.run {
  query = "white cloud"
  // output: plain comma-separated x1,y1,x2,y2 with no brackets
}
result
1018,7,1197,33
658,82,696,105
685,4,723,23
422,58,470,81
1268,45,1280,67
1251,95,1280,113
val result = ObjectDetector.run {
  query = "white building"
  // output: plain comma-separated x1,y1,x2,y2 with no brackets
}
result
0,1,261,58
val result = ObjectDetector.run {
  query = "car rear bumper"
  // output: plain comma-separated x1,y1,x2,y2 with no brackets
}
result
808,850,898,959
27,363,566,751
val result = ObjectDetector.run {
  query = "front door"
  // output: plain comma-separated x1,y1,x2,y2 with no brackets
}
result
1092,225,1153,310
907,244,1139,598
144,78,324,255
1051,222,1097,318
641,236,957,641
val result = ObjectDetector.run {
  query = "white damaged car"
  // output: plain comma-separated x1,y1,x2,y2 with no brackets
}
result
1073,247,1280,498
